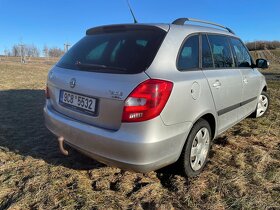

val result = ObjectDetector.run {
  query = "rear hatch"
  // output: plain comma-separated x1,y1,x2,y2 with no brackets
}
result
47,24,168,130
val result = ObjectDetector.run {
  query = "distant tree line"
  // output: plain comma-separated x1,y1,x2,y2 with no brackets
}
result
246,41,280,51
4,44,41,57
43,45,64,58
4,44,65,58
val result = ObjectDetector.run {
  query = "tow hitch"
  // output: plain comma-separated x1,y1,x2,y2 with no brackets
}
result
58,136,69,155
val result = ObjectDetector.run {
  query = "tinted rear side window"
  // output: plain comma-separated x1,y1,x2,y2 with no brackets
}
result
208,35,234,68
202,35,214,68
57,27,166,74
177,35,199,70
230,38,252,67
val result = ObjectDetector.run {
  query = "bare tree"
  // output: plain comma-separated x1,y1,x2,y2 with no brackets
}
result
9,44,40,60
48,47,64,57
12,45,20,56
26,44,40,57
18,44,26,63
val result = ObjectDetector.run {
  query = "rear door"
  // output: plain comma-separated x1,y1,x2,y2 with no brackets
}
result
202,34,243,133
47,25,167,130
48,68,149,130
229,37,260,119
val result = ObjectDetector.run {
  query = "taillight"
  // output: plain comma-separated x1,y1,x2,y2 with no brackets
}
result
122,79,173,122
45,85,50,99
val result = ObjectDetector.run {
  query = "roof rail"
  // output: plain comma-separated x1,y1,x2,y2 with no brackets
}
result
172,18,235,34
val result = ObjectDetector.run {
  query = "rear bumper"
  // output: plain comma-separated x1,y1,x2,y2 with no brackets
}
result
44,103,192,172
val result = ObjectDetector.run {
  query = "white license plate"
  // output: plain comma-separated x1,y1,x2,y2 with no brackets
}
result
59,90,96,114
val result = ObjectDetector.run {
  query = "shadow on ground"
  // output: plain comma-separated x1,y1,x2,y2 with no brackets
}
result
0,89,103,170
0,88,191,184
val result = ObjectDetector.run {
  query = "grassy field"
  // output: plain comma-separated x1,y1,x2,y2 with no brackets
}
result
271,49,280,58
0,57,279,209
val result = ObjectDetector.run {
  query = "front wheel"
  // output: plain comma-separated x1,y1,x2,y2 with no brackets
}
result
179,119,212,177
252,91,269,118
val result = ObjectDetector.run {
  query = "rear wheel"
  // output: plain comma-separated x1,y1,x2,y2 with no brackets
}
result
252,91,269,118
179,119,212,177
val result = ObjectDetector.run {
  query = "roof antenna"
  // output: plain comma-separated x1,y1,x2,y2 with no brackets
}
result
126,0,137,23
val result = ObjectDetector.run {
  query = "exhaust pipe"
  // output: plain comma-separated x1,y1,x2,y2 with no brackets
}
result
58,136,69,155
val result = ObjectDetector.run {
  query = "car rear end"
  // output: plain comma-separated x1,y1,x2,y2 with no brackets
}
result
44,24,191,172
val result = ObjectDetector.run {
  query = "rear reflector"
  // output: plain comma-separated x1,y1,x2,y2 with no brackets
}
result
122,79,173,122
45,85,50,99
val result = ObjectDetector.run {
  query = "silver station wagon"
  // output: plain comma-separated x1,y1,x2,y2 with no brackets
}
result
44,18,269,177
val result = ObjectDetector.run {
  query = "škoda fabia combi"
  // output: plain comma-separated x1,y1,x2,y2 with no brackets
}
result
44,18,269,177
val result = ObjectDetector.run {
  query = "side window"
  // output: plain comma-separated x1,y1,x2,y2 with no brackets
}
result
208,35,234,68
110,40,125,63
136,40,148,47
86,41,108,61
230,38,252,67
178,35,199,70
202,35,214,68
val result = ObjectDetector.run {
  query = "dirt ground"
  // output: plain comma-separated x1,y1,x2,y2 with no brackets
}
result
0,57,279,209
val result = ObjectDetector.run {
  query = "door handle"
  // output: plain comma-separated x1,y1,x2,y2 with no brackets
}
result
243,78,248,84
213,80,221,88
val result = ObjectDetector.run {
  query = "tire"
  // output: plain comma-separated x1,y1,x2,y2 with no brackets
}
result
179,119,212,177
251,91,269,118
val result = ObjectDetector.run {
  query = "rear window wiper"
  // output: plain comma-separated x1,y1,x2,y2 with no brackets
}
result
75,61,127,72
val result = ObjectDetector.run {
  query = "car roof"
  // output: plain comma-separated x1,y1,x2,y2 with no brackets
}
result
169,23,237,37
86,22,237,38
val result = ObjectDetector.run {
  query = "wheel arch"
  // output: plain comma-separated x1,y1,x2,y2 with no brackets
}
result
200,113,216,139
176,112,217,176
179,111,217,155
259,76,268,95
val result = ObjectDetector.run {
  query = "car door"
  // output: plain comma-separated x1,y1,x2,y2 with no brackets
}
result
229,38,260,119
202,34,243,134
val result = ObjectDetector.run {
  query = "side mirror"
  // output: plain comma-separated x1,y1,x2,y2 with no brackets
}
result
256,59,269,69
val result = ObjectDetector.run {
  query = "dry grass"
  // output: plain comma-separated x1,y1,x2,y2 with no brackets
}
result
271,49,280,58
0,56,279,209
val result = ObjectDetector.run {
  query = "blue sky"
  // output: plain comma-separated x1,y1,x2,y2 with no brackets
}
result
1,0,280,55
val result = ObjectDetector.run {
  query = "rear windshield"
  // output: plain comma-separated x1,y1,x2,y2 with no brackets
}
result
57,26,167,74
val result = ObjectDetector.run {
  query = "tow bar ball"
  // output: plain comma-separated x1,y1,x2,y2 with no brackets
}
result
58,136,69,156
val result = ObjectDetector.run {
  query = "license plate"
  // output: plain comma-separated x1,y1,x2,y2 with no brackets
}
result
59,90,97,114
